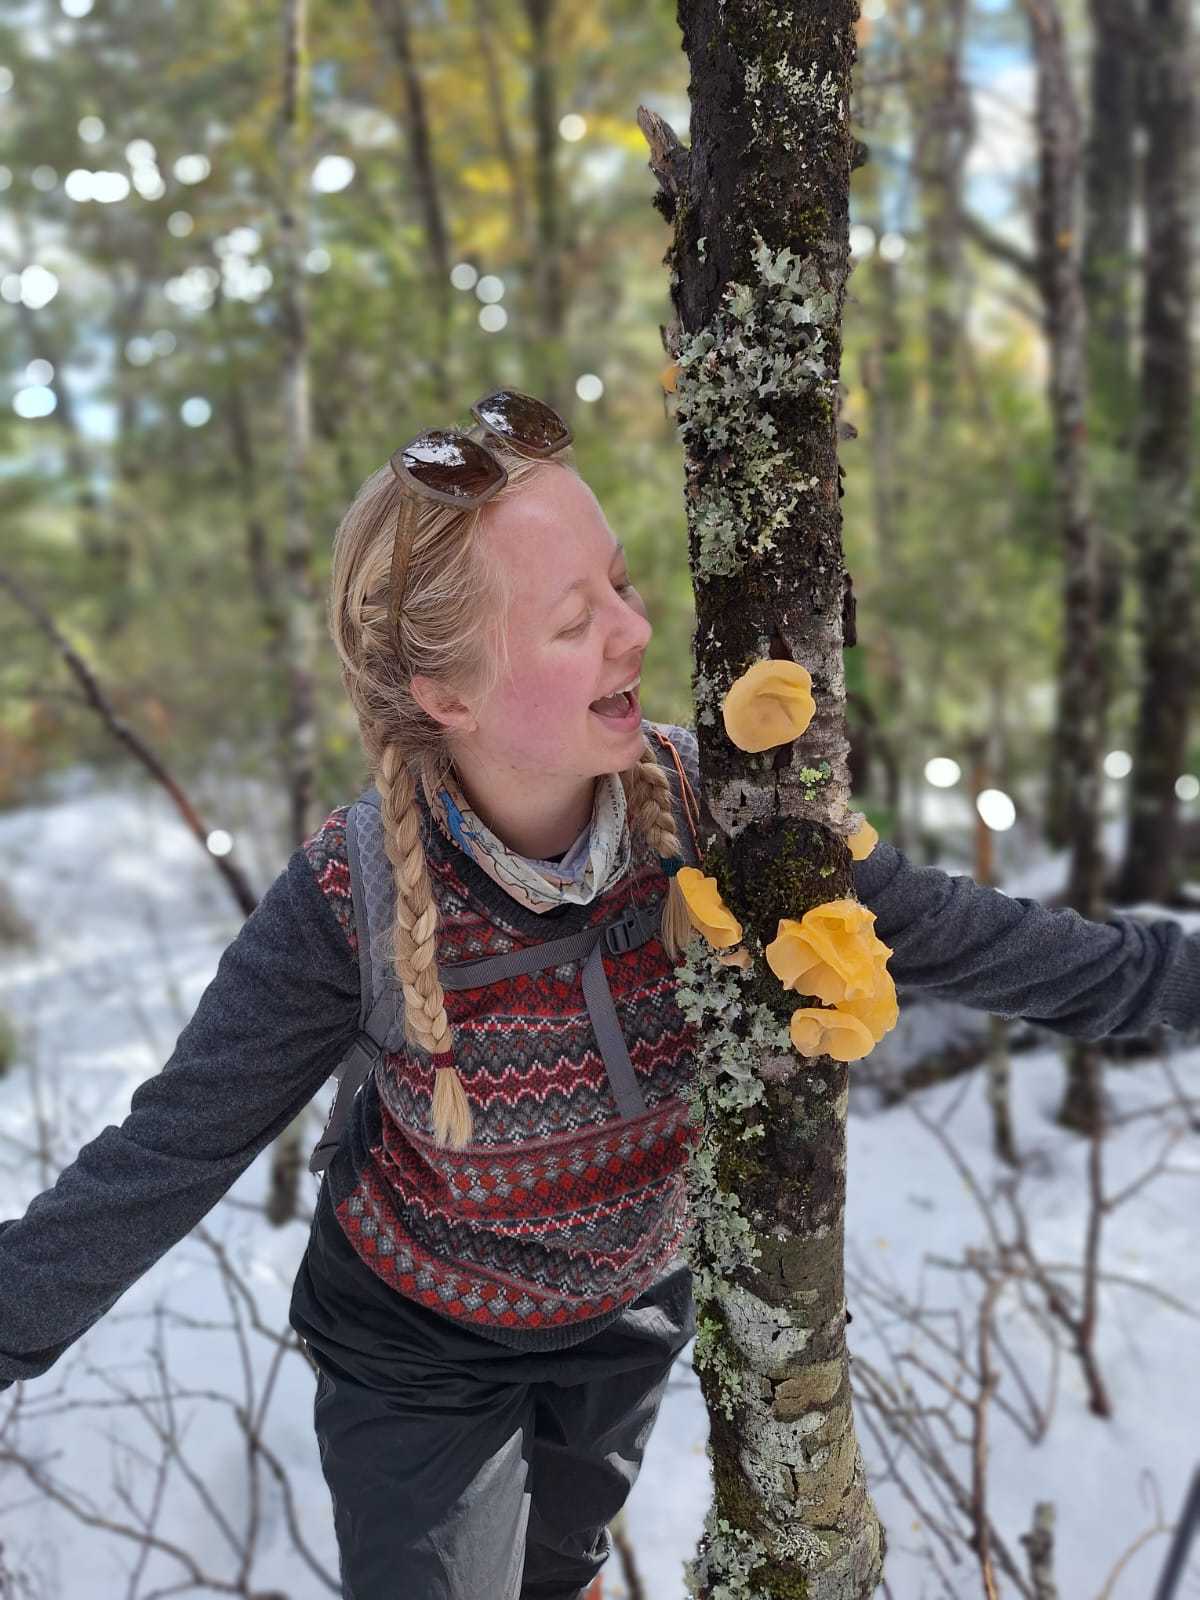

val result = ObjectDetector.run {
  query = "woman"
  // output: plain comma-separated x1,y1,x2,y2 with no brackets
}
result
1,392,1196,1600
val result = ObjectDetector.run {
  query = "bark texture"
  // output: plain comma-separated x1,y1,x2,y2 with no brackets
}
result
372,0,455,405
268,0,324,1227
1114,0,1196,906
1046,0,1140,850
640,2,884,1593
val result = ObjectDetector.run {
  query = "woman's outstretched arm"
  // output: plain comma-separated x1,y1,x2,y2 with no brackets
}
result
0,841,361,1391
853,837,1200,1040
659,721,1200,1043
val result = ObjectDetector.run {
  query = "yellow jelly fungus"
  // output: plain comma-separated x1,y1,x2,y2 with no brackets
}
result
675,866,744,949
836,969,899,1043
847,813,879,861
722,659,817,753
789,1005,877,1063
765,898,892,1005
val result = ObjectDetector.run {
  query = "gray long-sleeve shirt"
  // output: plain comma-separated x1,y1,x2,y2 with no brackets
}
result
2,794,1198,1388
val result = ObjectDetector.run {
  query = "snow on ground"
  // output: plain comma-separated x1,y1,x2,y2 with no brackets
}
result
0,771,1197,1598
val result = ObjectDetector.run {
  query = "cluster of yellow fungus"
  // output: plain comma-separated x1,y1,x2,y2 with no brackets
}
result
675,658,898,1064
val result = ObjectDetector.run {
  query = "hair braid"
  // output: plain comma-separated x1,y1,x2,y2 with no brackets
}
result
374,742,473,1151
622,740,700,966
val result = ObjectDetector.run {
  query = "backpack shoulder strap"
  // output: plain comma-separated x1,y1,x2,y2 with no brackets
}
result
308,785,406,1176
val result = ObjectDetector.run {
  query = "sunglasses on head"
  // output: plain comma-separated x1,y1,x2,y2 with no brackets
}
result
386,389,573,646
388,389,573,508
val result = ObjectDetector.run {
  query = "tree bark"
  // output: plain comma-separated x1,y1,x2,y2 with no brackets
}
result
909,0,972,424
1025,0,1106,922
268,0,324,1228
639,3,885,1592
1046,0,1140,849
522,0,570,412
968,739,1019,1167
858,212,914,855
371,0,455,406
1113,0,1196,907
1021,0,1111,1137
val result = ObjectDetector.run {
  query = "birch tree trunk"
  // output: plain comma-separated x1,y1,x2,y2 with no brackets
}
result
638,3,885,1592
267,0,324,1228
1113,0,1196,907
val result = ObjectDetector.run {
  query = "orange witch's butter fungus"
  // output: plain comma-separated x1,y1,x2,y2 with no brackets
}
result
675,866,744,949
847,812,879,860
764,898,892,1005
722,660,816,752
836,968,899,1042
789,1006,877,1063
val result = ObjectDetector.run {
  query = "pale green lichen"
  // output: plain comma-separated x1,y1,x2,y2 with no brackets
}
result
672,229,838,590
795,760,832,799
744,59,842,155
684,1505,772,1600
674,937,798,1422
692,1311,752,1419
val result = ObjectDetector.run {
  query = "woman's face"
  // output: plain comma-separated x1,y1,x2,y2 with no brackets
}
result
480,463,653,771
411,464,654,842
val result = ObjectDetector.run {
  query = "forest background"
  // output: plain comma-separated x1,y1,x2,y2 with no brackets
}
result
1,0,1198,1596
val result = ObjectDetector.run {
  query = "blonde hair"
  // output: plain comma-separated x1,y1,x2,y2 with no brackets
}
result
328,434,697,1151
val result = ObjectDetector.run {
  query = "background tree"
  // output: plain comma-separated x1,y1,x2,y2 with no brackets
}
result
1113,0,1196,907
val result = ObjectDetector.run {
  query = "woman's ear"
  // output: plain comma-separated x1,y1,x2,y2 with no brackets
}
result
409,673,478,735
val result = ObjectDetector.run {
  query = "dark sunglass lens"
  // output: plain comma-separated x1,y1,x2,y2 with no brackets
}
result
474,391,568,453
398,431,503,499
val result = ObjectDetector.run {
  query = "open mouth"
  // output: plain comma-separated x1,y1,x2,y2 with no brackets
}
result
588,686,640,725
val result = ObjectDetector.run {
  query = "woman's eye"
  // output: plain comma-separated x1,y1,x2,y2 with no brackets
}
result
563,581,636,636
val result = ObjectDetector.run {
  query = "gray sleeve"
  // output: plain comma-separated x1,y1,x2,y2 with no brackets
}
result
655,721,1200,1042
0,848,361,1390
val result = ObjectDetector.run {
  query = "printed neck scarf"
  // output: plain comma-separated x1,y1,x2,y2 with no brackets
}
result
421,762,633,914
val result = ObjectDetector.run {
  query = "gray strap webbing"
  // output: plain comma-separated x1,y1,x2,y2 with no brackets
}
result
308,736,694,1174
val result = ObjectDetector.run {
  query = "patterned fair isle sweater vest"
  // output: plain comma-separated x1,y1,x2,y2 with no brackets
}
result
300,722,704,1347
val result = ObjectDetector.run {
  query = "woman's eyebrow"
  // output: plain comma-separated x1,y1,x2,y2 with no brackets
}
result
551,539,626,607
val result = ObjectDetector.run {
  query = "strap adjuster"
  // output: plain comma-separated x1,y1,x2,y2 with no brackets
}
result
604,902,655,955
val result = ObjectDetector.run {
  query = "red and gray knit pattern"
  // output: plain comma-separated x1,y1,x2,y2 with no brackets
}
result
301,737,703,1345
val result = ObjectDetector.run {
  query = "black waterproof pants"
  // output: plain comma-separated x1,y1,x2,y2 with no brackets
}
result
290,1180,696,1600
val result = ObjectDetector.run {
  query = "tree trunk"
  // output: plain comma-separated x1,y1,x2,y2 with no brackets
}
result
1030,0,1107,921
522,0,570,412
909,0,972,424
371,0,455,407
858,209,913,855
1021,0,1111,1138
1113,0,1196,907
1046,0,1140,850
968,740,1019,1166
639,3,885,1592
267,0,323,1228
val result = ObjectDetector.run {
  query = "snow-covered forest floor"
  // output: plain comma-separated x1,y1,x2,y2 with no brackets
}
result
0,769,1197,1599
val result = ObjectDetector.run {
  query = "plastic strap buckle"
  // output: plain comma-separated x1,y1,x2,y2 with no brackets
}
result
604,902,655,955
